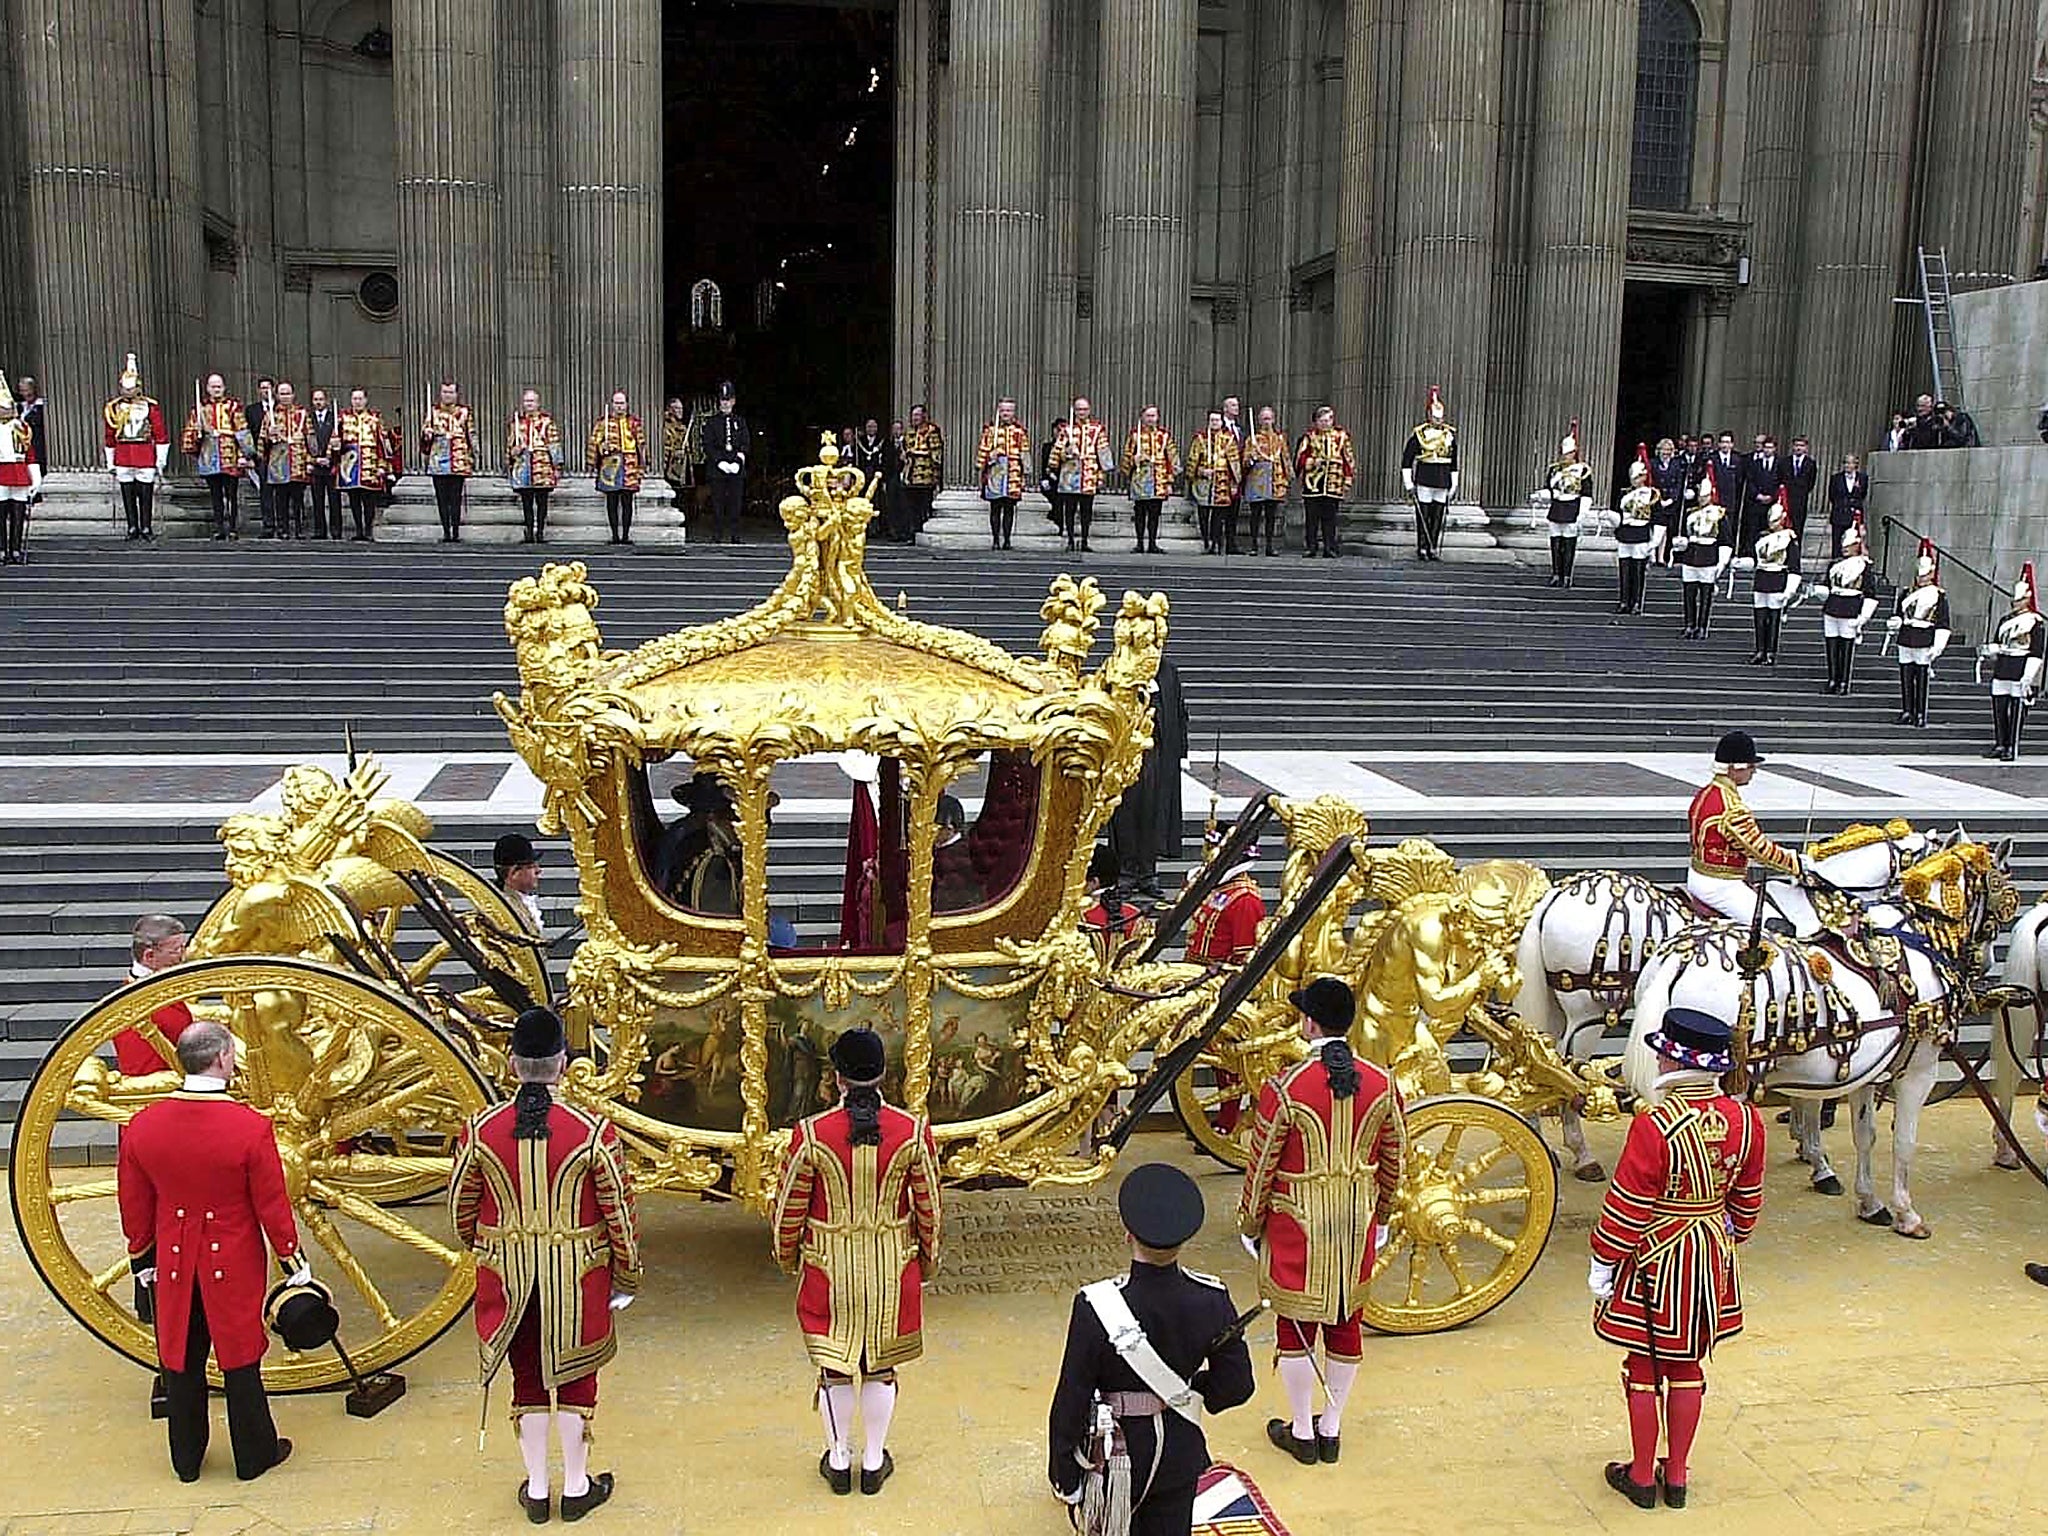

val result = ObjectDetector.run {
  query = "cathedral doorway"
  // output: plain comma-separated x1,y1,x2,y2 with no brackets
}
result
661,2,895,485
1610,282,1690,501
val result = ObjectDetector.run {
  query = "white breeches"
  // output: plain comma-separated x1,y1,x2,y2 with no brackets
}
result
1823,615,1861,639
1686,869,1759,925
113,466,159,483
1992,678,2031,698
0,487,30,503
1753,590,1792,610
1680,564,1718,584
1415,486,1451,504
1617,544,1651,562
1548,523,1581,540
1897,645,1936,665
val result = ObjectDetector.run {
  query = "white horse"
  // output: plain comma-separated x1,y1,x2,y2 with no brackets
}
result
1510,828,1931,1178
1989,898,2048,1169
1624,840,2012,1239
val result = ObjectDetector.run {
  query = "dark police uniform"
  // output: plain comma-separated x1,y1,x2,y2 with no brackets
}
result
703,387,751,545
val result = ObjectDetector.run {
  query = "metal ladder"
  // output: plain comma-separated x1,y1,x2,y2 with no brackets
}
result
1918,246,1963,406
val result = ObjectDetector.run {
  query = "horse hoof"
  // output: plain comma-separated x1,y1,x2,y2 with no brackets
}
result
1859,1206,1893,1226
1993,1150,2023,1171
1574,1162,1607,1183
1893,1218,1933,1240
1812,1174,1845,1196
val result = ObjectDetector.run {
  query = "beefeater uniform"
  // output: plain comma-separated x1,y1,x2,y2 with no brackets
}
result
1120,423,1181,556
507,409,564,544
976,417,1033,550
107,354,171,538
260,403,314,539
335,405,398,540
1187,427,1243,556
1685,773,1795,927
1243,425,1293,557
587,411,646,544
181,392,255,540
118,1081,303,1479
450,1096,641,1422
1052,416,1112,552
1295,423,1354,558
901,417,944,534
421,400,478,543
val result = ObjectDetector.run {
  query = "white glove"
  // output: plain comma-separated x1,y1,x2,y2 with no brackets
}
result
1057,1483,1085,1507
1588,1258,1616,1301
283,1255,312,1288
718,459,740,475
1373,1224,1390,1252
135,1268,157,1287
609,1293,635,1312
1886,616,1903,631
2033,1098,2048,1143
1240,1234,1259,1261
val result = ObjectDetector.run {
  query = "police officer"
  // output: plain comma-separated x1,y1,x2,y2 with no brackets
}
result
703,380,750,545
1048,1163,1255,1534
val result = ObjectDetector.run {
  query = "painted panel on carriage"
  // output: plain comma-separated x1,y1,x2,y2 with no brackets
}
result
632,972,1034,1131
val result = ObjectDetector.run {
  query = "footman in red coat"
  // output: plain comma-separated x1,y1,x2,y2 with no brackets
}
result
117,1019,304,1482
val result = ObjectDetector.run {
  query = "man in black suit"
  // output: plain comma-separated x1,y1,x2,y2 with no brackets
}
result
1784,435,1819,562
307,389,342,540
1742,434,1785,557
1704,431,1747,523
1904,393,1944,450
16,376,45,472
1827,453,1868,556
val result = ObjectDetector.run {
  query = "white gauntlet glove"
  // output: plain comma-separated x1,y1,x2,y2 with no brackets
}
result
283,1255,313,1288
1588,1258,1617,1301
1373,1224,1390,1253
609,1293,635,1312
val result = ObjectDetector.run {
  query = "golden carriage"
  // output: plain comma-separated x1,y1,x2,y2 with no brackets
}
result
12,438,1594,1392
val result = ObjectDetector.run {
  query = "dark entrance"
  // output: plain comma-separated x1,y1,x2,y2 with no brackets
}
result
661,3,895,490
1610,282,1689,501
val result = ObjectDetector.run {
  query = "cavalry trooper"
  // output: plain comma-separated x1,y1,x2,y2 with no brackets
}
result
1538,418,1594,589
1673,471,1731,640
0,375,41,565
770,1027,942,1499
107,353,171,539
1590,1007,1766,1511
1980,560,2047,761
1399,384,1458,561
1047,1162,1256,1534
1685,730,1800,928
1887,537,1951,729
1819,514,1879,696
1747,490,1801,666
1612,443,1658,615
1239,977,1404,1469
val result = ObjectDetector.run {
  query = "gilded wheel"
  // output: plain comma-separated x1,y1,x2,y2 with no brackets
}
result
10,956,494,1392
1363,1095,1559,1335
1172,1054,1257,1169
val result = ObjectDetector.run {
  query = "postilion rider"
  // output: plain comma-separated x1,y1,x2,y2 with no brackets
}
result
1685,730,1808,930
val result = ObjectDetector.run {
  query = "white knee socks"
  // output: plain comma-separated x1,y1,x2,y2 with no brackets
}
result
1318,1361,1359,1437
858,1379,897,1472
556,1411,590,1499
518,1412,551,1498
1278,1356,1319,1439
821,1382,856,1470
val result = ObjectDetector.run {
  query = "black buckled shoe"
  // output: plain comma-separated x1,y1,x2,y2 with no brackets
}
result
1316,1432,1341,1464
860,1450,894,1495
519,1481,551,1523
2025,1261,2048,1287
819,1453,852,1496
1605,1461,1658,1509
1657,1460,1688,1509
560,1472,613,1522
1266,1418,1318,1465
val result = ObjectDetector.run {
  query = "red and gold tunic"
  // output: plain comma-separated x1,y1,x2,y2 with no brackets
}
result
771,1099,942,1374
587,413,646,492
0,418,35,488
902,421,945,489
1186,428,1242,507
420,402,478,477
108,395,170,469
975,420,1032,499
1243,428,1292,502
334,408,398,492
118,1089,303,1372
1052,418,1112,496
1238,1048,1405,1326
1295,427,1356,499
1687,775,1795,880
1187,872,1264,964
451,1097,640,1391
260,405,313,483
507,411,564,490
1591,1080,1765,1361
178,400,247,476
1119,425,1181,501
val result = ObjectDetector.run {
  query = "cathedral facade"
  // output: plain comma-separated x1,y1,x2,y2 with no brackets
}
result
3,0,2044,509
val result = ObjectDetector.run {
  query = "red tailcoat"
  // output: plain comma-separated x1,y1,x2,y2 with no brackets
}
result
112,994,194,1079
1238,1049,1405,1325
771,1101,942,1374
1687,775,1795,880
117,1089,301,1371
1592,1080,1765,1361
1187,872,1264,963
450,1098,642,1389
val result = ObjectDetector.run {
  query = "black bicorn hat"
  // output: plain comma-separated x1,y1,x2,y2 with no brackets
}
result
1118,1161,1206,1250
830,1026,887,1085
1288,976,1356,1035
1645,1006,1738,1073
511,1006,568,1059
493,832,538,868
264,1273,340,1353
1713,729,1764,767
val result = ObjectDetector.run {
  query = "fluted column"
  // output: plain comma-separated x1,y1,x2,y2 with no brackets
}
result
1090,0,1197,442
1384,0,1503,504
501,7,557,403
395,2,505,440
555,0,662,465
1786,0,1919,468
1922,0,2034,287
18,1,202,471
1514,0,1638,503
941,0,1053,484
1332,0,1402,496
892,0,940,413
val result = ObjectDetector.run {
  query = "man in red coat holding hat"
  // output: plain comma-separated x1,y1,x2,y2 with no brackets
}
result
452,1006,641,1522
1238,976,1405,1468
772,1026,943,1498
1590,1006,1765,1510
117,1019,305,1482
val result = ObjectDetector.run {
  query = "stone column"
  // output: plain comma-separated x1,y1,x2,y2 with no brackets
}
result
501,6,558,402
892,0,941,413
394,0,505,459
1332,0,1401,498
923,0,1054,547
1786,0,1919,469
1699,287,1733,431
1090,0,1197,443
1383,0,1504,507
18,0,203,474
1514,0,1638,507
1922,0,2035,287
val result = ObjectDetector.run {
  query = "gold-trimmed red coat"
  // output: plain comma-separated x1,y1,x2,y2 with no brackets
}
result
1591,1080,1764,1361
1187,872,1264,964
587,413,646,492
1052,418,1112,495
771,1099,943,1374
259,405,313,483
1243,428,1292,502
1295,427,1356,500
903,421,945,489
1687,775,1795,880
179,399,250,476
1187,428,1242,507
335,408,398,492
450,1097,642,1390
975,420,1032,500
1238,1047,1405,1325
420,402,478,477
506,411,564,490
1120,426,1181,501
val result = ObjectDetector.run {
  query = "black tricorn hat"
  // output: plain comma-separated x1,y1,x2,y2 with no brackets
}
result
511,1006,567,1059
1289,976,1356,1035
264,1274,340,1353
493,832,538,868
1118,1162,1205,1249
1714,729,1764,766
830,1027,887,1085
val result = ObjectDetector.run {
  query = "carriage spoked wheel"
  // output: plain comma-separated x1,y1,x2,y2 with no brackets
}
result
10,956,494,1392
1172,1049,1258,1169
1363,1095,1560,1335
